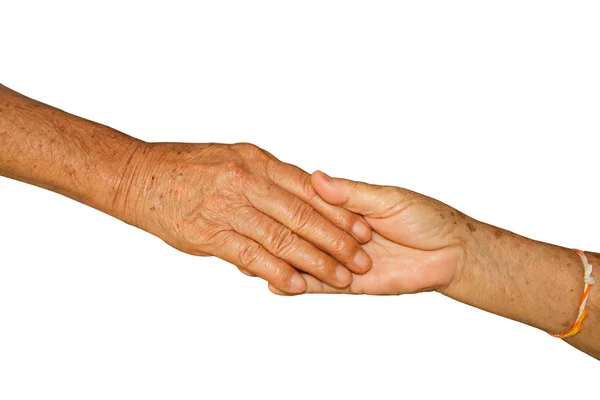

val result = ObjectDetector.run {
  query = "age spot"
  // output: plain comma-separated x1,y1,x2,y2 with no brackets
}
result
466,222,476,232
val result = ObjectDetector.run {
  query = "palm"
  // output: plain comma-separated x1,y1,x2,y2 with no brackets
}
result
349,234,457,295
297,180,463,295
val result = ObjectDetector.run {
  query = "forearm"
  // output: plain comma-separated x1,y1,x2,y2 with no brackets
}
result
445,219,599,358
0,85,372,293
0,84,147,224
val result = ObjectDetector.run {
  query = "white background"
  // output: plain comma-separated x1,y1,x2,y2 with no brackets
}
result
1,1,599,399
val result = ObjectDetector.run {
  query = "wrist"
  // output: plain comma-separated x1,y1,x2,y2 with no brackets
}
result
104,140,165,232
439,217,490,299
107,141,217,239
443,217,584,334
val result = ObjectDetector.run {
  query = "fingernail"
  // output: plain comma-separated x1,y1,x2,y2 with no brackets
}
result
320,171,332,181
352,221,371,241
335,265,352,287
353,249,372,273
290,274,307,293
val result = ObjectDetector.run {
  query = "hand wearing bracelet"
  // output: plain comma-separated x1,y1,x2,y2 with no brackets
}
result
283,171,599,359
1,83,598,360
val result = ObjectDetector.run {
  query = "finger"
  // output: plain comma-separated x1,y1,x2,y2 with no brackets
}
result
266,162,372,243
269,274,354,295
237,267,256,277
301,273,354,294
214,231,307,294
311,171,404,218
245,184,372,276
268,283,293,296
229,207,354,289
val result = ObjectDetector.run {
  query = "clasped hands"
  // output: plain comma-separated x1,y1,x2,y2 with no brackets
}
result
120,142,468,296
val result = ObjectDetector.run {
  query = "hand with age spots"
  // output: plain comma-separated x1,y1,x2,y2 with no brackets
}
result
119,143,373,294
273,172,600,362
3,85,600,359
269,171,466,295
0,85,373,295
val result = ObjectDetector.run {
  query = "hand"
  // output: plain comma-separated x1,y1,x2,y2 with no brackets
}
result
116,143,373,294
269,171,468,295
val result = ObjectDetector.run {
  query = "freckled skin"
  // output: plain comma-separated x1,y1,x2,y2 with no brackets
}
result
0,84,375,295
2,84,600,359
296,172,600,359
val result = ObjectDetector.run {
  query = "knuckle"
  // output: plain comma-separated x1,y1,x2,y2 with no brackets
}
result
320,202,354,232
290,202,316,230
220,161,247,179
269,225,297,255
234,204,257,222
388,186,405,198
238,241,262,268
271,265,293,286
231,206,263,231
232,142,264,158
374,186,408,216
193,229,232,257
198,227,227,247
311,255,328,275
219,161,253,189
300,173,318,202
330,235,351,256
340,213,357,232
386,186,408,202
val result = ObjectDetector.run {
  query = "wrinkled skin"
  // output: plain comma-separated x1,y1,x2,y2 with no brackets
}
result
119,143,373,294
269,171,467,295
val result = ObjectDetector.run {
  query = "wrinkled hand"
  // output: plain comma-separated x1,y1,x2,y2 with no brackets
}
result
119,143,373,294
270,171,468,295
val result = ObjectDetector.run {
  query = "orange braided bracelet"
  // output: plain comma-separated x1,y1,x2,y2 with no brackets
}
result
551,249,596,339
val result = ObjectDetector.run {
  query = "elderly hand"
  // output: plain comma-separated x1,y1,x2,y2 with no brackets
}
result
116,143,373,294
269,171,467,295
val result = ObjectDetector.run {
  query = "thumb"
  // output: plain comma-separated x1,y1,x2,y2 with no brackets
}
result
311,171,401,217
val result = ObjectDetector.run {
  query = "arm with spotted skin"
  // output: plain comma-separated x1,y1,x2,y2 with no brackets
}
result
291,171,599,359
0,84,374,294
